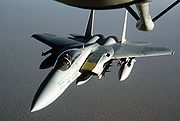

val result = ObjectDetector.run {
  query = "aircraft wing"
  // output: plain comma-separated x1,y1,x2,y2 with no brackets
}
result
112,43,174,58
32,33,83,48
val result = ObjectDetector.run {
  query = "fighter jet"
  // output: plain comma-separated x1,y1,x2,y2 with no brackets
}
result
55,0,179,31
31,10,174,112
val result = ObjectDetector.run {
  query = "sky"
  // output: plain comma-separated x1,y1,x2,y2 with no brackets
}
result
0,0,180,121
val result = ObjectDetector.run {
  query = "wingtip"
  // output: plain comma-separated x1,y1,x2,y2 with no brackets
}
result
31,34,37,38
171,51,175,55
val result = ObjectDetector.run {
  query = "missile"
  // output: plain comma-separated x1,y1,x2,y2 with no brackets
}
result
118,59,136,81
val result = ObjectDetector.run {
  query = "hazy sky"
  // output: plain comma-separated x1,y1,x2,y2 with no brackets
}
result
0,0,179,121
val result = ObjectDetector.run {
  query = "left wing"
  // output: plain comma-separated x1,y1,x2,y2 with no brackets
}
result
112,43,174,59
32,33,83,48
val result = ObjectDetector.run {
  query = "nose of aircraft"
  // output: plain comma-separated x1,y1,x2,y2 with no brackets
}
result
31,69,64,112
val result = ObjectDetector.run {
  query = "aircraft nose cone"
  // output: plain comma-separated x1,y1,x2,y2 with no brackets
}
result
31,104,40,113
31,69,64,112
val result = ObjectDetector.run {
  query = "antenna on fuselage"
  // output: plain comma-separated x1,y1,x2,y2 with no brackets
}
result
84,10,95,39
121,9,128,43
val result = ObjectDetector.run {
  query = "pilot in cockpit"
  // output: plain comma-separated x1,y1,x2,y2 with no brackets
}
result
54,49,82,71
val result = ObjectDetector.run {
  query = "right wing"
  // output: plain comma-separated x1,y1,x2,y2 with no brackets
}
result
32,33,83,48
112,43,174,59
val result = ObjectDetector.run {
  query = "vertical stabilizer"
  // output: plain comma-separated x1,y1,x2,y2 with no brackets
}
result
121,9,128,43
84,10,94,39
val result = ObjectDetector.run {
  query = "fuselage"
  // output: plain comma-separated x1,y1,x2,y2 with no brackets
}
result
31,47,92,112
55,0,152,9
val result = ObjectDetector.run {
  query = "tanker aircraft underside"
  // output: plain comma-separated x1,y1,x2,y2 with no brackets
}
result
30,9,174,112
55,0,179,31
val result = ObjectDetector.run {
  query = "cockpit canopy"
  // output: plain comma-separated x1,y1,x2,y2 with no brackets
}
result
54,49,82,71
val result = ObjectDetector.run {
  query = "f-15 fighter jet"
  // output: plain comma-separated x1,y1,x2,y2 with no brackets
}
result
31,10,174,112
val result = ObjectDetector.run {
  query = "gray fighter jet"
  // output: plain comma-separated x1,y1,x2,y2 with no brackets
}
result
31,10,174,112
55,0,179,31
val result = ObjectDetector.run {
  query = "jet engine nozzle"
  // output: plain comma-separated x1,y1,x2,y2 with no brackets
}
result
118,58,136,81
136,2,154,31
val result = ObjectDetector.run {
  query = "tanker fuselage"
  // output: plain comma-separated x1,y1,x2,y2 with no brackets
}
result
55,0,152,9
